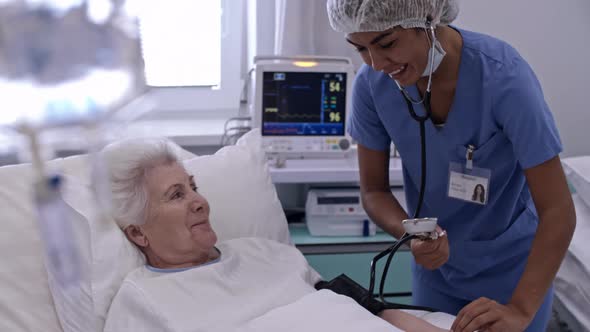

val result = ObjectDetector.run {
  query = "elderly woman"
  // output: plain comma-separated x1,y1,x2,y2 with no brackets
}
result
102,139,449,332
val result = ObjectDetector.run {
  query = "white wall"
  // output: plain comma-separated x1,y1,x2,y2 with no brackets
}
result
454,0,590,157
269,0,364,68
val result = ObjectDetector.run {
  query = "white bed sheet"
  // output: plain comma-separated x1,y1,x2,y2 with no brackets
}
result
555,194,590,332
239,290,454,332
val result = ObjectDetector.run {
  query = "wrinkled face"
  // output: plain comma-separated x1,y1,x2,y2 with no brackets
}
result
140,162,217,266
346,27,431,86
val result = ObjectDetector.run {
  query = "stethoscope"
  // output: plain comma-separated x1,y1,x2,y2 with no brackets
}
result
366,17,438,311
393,16,436,222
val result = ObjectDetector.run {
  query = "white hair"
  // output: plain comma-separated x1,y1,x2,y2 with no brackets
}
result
102,138,181,229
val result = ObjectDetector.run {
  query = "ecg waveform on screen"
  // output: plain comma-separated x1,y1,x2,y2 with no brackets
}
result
275,113,320,120
261,71,347,133
264,106,321,122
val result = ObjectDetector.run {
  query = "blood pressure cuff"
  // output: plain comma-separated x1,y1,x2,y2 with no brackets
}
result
314,274,385,315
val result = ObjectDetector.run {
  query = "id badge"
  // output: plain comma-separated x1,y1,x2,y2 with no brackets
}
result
448,162,491,205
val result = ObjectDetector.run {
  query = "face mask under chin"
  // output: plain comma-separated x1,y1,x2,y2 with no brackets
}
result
421,39,446,77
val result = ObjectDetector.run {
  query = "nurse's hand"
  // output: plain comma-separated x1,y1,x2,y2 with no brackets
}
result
451,297,531,332
409,225,449,270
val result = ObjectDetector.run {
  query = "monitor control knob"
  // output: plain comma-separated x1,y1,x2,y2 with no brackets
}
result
339,138,351,151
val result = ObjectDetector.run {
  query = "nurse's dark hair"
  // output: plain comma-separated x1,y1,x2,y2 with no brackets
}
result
472,184,485,203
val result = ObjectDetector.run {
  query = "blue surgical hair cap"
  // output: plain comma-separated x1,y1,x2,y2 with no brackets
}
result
327,0,459,33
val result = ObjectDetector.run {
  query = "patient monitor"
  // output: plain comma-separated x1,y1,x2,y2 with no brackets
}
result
250,56,355,158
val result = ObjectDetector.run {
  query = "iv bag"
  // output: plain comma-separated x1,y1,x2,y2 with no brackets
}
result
0,3,147,328
34,176,81,288
34,175,98,330
0,0,147,129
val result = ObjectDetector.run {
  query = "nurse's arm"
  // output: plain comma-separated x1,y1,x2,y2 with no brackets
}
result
511,155,576,318
357,144,409,239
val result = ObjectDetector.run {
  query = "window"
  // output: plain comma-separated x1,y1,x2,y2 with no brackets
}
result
137,0,244,114
139,1,220,87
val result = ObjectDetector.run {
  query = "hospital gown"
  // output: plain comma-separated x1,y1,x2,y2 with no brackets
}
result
103,237,322,332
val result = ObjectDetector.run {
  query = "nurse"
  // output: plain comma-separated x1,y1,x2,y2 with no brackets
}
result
326,0,576,331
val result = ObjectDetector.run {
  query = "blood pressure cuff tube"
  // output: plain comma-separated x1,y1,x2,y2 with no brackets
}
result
314,274,385,315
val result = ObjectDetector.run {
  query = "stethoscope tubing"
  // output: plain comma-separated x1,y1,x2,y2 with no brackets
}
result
368,18,439,308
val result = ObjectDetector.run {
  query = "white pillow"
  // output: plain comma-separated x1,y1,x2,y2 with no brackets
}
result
184,130,291,244
562,156,590,208
56,129,290,331
41,187,96,332
59,175,144,332
0,163,63,332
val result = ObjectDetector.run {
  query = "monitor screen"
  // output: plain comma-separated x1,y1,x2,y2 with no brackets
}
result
261,71,347,136
317,196,359,205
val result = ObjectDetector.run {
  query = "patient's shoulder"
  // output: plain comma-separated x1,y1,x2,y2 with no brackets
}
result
220,237,296,255
127,265,154,278
105,275,171,331
220,237,306,266
119,265,161,286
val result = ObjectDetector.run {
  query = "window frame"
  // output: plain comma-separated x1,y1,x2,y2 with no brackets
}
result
141,0,244,117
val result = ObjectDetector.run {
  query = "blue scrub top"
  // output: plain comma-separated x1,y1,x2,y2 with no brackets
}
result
349,27,562,303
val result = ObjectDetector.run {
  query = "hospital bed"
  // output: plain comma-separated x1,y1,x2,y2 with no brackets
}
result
0,129,454,332
555,157,590,332
554,198,590,332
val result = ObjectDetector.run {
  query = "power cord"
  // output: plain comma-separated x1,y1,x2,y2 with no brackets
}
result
220,116,251,146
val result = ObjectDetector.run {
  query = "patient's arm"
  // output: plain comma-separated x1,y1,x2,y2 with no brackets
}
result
379,309,448,332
